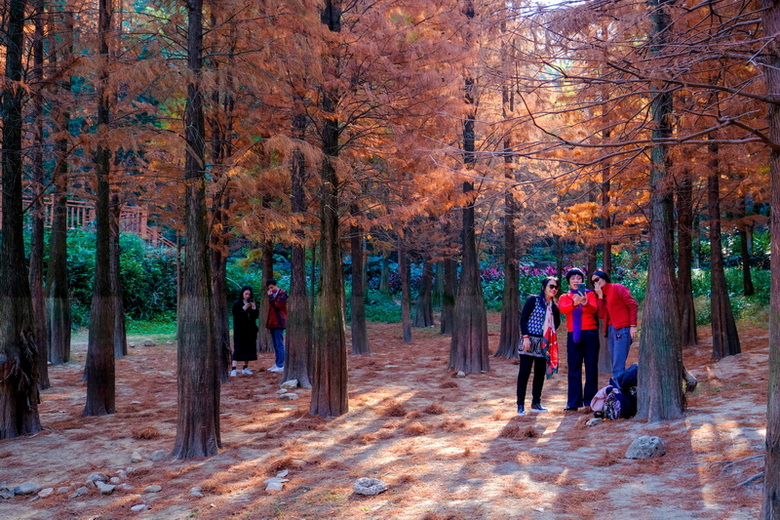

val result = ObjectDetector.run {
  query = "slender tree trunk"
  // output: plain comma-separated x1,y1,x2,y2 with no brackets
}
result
30,0,49,389
636,0,683,422
310,0,347,417
440,257,457,335
257,239,274,353
350,205,369,353
601,171,612,275
762,3,780,515
1,0,43,439
47,5,73,365
172,0,220,458
84,0,116,416
708,138,741,361
380,254,391,295
496,157,519,357
738,196,755,296
285,110,313,386
413,262,435,328
399,239,412,343
677,167,698,346
110,194,127,359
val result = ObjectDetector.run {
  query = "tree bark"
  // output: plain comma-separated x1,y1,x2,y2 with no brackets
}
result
496,140,519,358
30,0,49,389
257,239,274,353
399,239,412,343
440,257,457,335
1,0,43,439
762,2,780,514
677,167,698,346
636,0,684,422
737,196,755,296
310,0,348,417
110,194,127,359
172,0,220,458
413,262,435,328
350,204,369,353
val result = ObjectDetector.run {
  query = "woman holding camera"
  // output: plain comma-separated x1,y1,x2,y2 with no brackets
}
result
558,268,600,411
231,285,259,376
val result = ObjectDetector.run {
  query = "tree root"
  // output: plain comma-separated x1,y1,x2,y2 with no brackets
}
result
735,471,764,487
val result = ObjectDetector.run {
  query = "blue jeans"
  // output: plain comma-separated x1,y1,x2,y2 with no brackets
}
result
608,325,633,379
269,328,285,368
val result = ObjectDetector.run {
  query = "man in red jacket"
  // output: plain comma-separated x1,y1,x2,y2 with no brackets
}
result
266,279,288,373
592,269,639,379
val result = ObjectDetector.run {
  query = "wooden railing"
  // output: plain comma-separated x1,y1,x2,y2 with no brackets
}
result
2,197,176,249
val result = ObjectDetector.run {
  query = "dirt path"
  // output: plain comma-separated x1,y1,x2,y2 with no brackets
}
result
0,318,766,519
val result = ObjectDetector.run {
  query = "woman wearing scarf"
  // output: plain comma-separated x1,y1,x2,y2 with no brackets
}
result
558,268,600,412
516,276,560,416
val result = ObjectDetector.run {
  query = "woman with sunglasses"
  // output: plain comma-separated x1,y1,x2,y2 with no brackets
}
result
516,276,561,416
591,269,638,379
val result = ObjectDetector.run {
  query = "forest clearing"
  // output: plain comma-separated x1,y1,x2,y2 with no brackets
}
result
0,316,766,520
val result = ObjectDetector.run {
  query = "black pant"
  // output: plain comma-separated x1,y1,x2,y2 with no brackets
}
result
566,329,600,408
517,354,546,407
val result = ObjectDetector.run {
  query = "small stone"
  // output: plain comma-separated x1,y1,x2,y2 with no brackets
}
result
456,371,466,378
117,470,128,479
276,388,287,394
37,488,54,499
13,482,42,495
142,485,162,494
263,477,289,492
87,472,109,483
625,435,666,459
0,487,14,500
68,486,89,499
118,483,134,492
130,504,150,512
56,487,71,495
131,451,144,463
190,487,203,497
353,477,388,496
143,340,155,347
149,449,167,461
586,417,602,427
95,481,115,495
280,379,298,390
276,469,289,478
110,477,121,484
279,393,299,401
166,340,173,345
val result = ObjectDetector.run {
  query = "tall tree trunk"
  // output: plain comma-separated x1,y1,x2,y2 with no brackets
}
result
440,257,457,335
413,262,435,328
601,171,612,275
172,0,220,458
84,0,116,416
496,156,519,357
708,139,741,361
677,167,698,346
257,239,274,353
285,110,313,387
737,196,755,296
1,0,43,439
310,0,347,417
762,2,780,515
636,0,683,422
47,4,73,365
111,194,127,359
30,0,49,389
380,254,391,295
399,239,412,343
350,204,369,353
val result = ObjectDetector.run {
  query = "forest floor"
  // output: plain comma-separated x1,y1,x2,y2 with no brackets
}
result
0,314,768,520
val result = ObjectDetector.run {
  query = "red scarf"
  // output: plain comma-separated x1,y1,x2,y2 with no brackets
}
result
543,302,559,378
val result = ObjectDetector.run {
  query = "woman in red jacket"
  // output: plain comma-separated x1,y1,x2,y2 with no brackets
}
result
592,269,639,379
558,268,600,411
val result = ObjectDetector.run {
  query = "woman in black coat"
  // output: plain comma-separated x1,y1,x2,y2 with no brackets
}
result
231,286,259,376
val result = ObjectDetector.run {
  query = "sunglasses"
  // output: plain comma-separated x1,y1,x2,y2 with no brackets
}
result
547,285,558,290
591,278,600,283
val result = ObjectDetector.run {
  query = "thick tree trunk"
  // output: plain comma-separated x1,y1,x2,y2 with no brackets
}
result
440,257,457,335
636,0,683,422
172,0,220,458
284,111,313,386
211,243,231,382
677,167,698,346
30,0,49,389
763,3,780,514
708,139,741,361
1,0,43,439
110,194,127,359
399,239,412,343
413,262,435,328
84,0,116,416
350,205,369,353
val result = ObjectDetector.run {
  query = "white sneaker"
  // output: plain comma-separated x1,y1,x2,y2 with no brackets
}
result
242,368,253,375
230,369,237,377
268,365,283,372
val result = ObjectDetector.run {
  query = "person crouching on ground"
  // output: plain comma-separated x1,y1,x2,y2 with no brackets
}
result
516,276,560,416
558,268,599,411
266,279,288,373
592,269,638,379
231,286,259,376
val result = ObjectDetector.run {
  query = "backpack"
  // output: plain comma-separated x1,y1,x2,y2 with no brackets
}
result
602,386,637,420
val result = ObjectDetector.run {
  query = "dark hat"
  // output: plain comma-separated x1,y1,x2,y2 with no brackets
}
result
566,268,585,282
